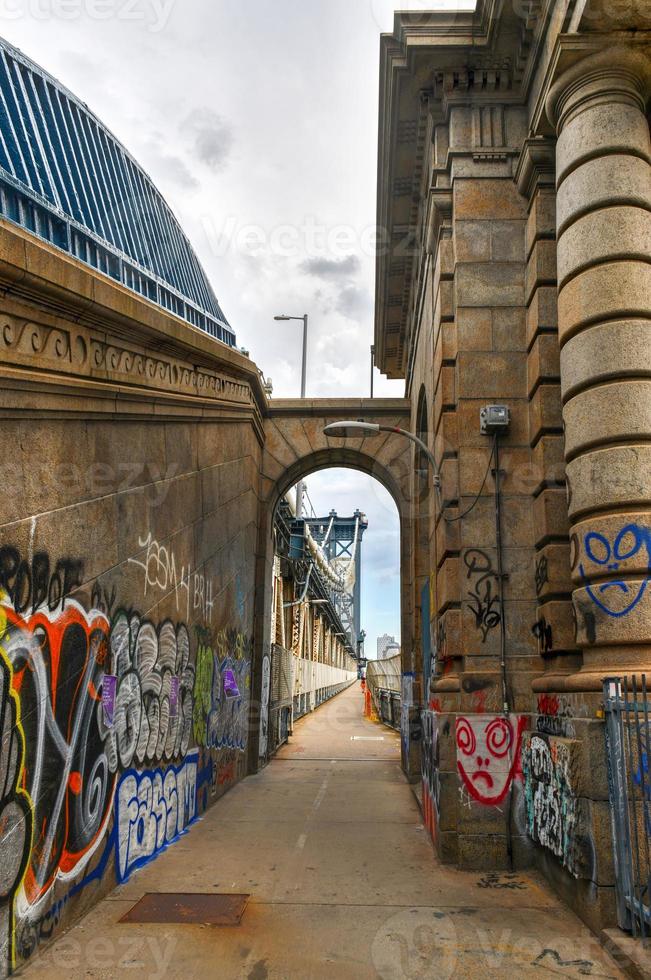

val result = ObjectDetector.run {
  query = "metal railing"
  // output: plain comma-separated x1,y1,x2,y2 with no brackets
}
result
604,675,651,938
374,688,401,730
366,654,401,730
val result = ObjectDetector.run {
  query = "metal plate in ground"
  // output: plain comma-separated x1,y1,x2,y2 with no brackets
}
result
120,893,249,925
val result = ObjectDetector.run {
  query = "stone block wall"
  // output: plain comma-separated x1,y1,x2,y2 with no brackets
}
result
384,13,651,934
0,223,265,977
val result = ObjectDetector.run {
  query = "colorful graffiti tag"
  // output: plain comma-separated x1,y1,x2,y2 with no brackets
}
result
421,709,440,842
0,602,32,976
116,751,199,883
455,715,526,806
522,732,582,877
0,542,253,977
107,611,195,768
192,629,251,752
4,600,113,907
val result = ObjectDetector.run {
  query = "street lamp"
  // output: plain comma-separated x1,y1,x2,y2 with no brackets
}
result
323,421,442,493
273,314,308,398
275,313,309,517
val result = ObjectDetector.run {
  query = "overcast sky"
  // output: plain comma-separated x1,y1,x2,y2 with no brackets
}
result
0,0,452,654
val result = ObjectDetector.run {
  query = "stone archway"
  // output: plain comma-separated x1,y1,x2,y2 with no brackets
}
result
248,397,421,775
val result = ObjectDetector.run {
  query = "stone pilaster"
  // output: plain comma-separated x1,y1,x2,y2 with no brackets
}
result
546,47,651,687
516,138,580,680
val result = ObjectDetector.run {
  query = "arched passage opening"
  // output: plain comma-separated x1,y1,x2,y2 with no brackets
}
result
252,454,409,771
250,400,420,777
265,466,401,755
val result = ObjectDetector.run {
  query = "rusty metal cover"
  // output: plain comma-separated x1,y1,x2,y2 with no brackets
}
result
120,893,249,925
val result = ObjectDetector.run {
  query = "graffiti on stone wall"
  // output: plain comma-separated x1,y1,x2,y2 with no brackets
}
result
0,541,252,975
116,751,199,883
0,600,32,976
107,611,195,770
532,616,553,656
192,628,251,752
0,548,83,618
522,732,583,877
421,709,441,842
3,599,114,908
129,532,216,624
577,524,651,618
534,556,549,597
464,550,501,643
455,715,526,806
258,654,271,761
535,695,577,739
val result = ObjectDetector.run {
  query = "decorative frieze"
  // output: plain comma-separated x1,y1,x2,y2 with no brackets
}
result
0,311,253,407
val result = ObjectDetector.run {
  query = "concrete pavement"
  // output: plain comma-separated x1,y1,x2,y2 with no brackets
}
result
19,684,624,979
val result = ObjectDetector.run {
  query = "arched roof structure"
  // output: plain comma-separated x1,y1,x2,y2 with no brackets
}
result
0,36,235,347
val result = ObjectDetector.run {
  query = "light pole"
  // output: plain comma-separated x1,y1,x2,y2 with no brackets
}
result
275,313,308,516
370,345,375,398
274,314,308,398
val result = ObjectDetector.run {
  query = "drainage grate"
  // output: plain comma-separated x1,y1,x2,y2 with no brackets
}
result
120,893,249,925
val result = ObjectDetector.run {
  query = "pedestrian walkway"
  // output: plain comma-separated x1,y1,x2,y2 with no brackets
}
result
20,685,623,979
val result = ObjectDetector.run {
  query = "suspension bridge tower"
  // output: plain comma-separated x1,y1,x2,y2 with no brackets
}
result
294,510,368,652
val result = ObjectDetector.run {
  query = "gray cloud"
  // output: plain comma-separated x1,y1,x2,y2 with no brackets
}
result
336,283,369,319
300,254,361,279
156,152,199,189
181,108,234,171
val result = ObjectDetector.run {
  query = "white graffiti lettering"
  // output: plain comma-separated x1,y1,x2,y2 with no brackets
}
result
116,752,198,882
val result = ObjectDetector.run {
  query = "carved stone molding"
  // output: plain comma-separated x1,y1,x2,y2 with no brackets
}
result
425,188,453,257
1,318,73,363
0,311,253,408
546,45,651,131
515,137,556,200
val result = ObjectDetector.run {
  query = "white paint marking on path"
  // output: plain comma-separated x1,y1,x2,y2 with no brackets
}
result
296,833,308,850
350,736,385,741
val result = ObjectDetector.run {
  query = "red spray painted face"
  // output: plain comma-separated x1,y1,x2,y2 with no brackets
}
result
455,715,525,805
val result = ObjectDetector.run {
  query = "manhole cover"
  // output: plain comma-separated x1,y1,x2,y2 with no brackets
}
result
120,893,249,925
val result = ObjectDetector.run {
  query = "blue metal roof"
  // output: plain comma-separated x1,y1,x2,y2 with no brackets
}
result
0,36,235,347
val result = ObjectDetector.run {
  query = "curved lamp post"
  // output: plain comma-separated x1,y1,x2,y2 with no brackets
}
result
322,421,442,491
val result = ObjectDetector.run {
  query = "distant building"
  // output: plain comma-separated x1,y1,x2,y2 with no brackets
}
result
384,642,400,661
377,633,396,660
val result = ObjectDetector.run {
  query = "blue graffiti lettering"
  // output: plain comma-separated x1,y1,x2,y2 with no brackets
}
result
115,751,198,883
579,524,651,618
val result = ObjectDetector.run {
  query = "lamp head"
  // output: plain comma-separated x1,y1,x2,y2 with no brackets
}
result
274,315,291,321
323,421,381,438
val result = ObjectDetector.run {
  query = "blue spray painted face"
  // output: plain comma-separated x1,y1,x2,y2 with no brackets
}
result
579,524,651,618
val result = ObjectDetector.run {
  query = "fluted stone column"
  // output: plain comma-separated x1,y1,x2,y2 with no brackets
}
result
547,47,651,685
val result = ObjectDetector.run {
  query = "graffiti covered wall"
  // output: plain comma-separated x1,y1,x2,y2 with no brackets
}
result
0,538,255,975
